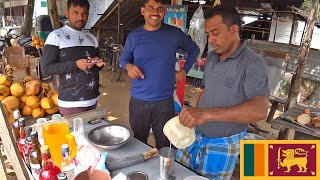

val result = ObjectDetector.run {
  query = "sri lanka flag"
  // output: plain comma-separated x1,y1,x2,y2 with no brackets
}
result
240,140,319,180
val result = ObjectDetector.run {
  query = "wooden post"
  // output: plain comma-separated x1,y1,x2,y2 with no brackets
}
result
279,0,319,140
289,14,296,45
0,104,33,180
286,0,319,111
20,0,35,38
48,0,62,29
273,16,279,42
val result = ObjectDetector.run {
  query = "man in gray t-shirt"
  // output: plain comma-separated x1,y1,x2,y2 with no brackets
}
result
175,5,269,180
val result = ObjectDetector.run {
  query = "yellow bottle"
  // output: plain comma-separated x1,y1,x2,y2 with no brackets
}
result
42,122,76,167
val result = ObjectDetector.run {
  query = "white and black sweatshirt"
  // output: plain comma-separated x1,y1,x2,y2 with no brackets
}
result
41,25,102,108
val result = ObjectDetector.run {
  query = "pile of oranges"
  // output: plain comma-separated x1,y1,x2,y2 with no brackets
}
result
31,36,44,49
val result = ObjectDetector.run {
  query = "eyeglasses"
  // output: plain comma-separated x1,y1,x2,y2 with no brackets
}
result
145,6,165,13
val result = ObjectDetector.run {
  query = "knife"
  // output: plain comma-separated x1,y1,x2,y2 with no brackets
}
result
106,148,159,171
280,115,320,134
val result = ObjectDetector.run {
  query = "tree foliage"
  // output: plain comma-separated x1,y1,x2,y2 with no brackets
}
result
301,0,320,19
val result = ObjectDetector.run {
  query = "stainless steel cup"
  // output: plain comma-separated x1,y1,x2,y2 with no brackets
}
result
127,171,148,180
159,147,176,180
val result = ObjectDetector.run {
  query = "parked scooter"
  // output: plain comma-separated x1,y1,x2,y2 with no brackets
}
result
17,37,40,57
0,29,18,59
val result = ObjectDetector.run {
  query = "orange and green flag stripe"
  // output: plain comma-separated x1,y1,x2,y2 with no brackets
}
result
244,144,265,176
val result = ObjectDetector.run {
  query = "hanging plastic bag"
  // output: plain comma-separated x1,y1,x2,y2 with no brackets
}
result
188,6,207,58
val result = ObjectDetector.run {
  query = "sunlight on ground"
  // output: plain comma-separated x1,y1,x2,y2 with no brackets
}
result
102,92,108,96
108,116,119,121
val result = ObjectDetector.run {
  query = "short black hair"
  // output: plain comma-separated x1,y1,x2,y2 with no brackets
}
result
204,5,241,31
142,0,166,7
67,0,90,10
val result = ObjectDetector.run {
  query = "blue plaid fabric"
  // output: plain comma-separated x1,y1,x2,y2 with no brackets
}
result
175,130,246,180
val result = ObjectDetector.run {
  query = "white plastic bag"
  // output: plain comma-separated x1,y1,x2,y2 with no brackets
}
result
188,6,207,58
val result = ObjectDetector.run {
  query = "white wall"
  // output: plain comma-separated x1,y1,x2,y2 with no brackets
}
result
268,15,320,50
34,0,48,17
33,0,67,18
294,21,320,49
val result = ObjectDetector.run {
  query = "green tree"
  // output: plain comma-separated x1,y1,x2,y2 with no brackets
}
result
301,0,320,19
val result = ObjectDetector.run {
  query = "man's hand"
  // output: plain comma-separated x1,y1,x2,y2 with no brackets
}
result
76,59,95,71
179,107,207,128
126,63,144,80
176,69,186,83
88,57,105,67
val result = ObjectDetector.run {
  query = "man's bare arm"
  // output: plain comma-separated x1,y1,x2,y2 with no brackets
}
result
179,96,269,128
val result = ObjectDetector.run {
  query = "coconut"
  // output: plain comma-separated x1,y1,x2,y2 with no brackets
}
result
0,85,10,97
20,94,28,103
45,105,59,115
32,107,45,118
0,75,12,87
51,92,58,106
26,79,41,96
40,97,54,110
297,113,311,125
23,105,33,116
26,96,41,109
10,82,25,97
2,96,20,110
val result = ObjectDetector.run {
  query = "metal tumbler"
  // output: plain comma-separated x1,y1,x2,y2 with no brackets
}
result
159,147,176,180
127,171,148,180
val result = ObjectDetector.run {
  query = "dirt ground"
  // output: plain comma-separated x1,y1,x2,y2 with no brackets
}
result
0,57,282,179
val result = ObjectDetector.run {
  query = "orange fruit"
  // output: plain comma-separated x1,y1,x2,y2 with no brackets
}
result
32,36,37,41
39,39,44,46
33,39,39,45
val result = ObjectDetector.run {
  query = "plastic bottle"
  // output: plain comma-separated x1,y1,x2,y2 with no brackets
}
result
163,116,195,149
60,144,75,179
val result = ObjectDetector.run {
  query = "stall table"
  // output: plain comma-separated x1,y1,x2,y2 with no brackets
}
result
271,104,320,139
84,119,198,179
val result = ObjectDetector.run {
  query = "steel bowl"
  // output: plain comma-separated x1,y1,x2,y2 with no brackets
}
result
87,125,133,150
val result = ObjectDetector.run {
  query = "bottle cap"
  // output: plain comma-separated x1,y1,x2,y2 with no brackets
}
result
13,109,21,119
26,136,32,143
58,172,67,180
30,131,38,138
24,127,32,139
24,126,32,134
18,118,26,126
40,145,49,153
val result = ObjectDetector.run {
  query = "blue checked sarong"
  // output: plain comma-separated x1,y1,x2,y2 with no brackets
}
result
175,130,246,180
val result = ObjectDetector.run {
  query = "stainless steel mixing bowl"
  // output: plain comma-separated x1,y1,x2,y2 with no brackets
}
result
88,125,133,150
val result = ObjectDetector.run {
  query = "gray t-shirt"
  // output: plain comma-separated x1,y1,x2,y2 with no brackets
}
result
197,41,269,138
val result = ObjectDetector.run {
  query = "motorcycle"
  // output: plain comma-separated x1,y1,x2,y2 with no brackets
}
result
17,37,40,57
0,29,19,72
0,29,18,59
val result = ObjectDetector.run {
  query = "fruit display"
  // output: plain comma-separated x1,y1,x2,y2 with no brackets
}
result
31,36,45,49
0,75,59,119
